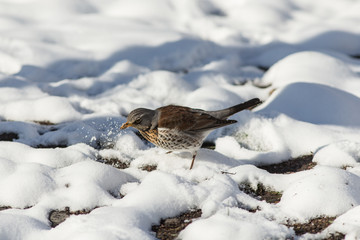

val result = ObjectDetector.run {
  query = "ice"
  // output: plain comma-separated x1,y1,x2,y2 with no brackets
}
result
1,0,360,239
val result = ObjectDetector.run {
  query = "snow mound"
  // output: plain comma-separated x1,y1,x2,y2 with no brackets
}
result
301,31,360,55
313,141,360,168
0,96,82,123
0,51,21,74
0,142,96,168
257,82,360,126
0,142,133,209
279,167,360,221
262,52,356,86
179,208,293,240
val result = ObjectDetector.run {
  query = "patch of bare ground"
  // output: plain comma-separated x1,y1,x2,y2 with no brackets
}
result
325,233,346,240
0,206,11,211
34,121,56,126
141,164,157,172
258,154,316,174
286,217,345,239
0,129,69,149
0,132,19,141
151,209,202,240
98,157,130,169
98,157,157,172
49,207,95,227
36,143,68,148
239,182,282,205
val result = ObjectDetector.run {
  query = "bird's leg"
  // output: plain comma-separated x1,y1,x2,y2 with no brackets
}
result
189,151,197,170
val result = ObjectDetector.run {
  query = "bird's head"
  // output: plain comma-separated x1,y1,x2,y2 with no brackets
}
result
120,108,157,131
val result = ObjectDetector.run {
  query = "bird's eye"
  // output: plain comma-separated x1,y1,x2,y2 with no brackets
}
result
134,119,141,124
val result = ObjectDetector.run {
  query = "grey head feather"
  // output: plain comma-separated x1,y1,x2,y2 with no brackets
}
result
126,108,157,131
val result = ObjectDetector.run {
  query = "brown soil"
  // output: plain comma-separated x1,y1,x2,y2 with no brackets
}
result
34,121,56,125
36,143,68,148
0,206,11,211
49,207,95,227
151,209,202,240
239,182,282,205
258,154,316,174
141,164,157,172
287,217,344,239
0,132,18,141
98,157,157,172
99,157,130,169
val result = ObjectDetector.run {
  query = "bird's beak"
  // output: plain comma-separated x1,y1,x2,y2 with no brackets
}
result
120,122,131,129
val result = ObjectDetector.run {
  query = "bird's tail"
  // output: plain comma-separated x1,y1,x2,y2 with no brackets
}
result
207,98,262,119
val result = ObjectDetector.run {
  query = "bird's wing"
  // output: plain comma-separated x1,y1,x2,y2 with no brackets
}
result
157,105,236,132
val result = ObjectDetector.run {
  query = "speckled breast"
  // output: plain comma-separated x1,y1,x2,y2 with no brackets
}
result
139,128,205,151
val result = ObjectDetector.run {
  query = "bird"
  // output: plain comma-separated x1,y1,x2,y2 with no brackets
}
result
120,98,262,169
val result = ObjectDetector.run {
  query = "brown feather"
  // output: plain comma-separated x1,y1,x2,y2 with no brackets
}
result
156,105,236,132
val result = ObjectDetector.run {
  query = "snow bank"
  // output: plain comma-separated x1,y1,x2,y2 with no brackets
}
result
0,95,81,123
0,141,135,210
216,113,360,164
279,167,360,221
0,142,95,168
0,142,96,208
314,141,360,168
257,82,360,126
180,208,293,240
261,51,358,89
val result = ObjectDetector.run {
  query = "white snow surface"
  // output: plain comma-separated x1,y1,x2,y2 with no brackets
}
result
1,0,360,239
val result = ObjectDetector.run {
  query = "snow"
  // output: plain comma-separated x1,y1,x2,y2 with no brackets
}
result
179,208,293,240
260,51,360,94
278,167,360,221
257,82,360,126
0,0,360,239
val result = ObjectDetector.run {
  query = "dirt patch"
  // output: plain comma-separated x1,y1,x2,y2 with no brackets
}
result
324,233,346,240
0,206,11,211
98,157,156,171
34,121,56,125
49,207,94,227
36,143,68,148
152,209,202,240
99,157,130,169
0,132,19,141
286,217,344,239
239,182,282,204
141,164,157,172
258,154,316,174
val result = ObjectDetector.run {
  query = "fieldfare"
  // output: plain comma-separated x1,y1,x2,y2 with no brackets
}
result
120,98,262,169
